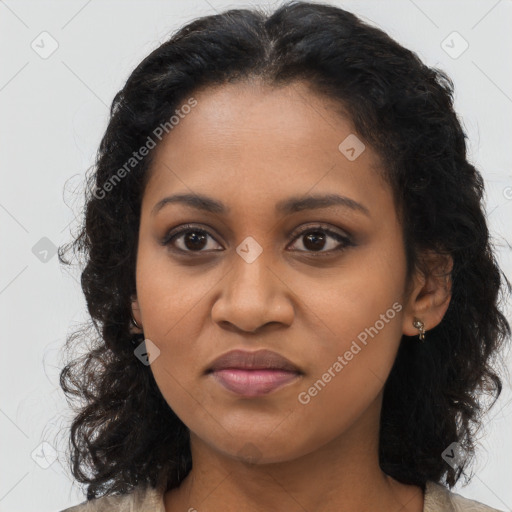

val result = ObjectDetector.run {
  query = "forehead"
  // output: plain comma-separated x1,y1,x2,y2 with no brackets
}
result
154,80,355,158
143,80,389,216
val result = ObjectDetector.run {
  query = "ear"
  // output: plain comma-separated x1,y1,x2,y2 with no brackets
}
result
131,294,143,333
402,250,453,337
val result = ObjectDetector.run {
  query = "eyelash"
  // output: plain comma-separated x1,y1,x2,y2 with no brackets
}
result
161,223,355,256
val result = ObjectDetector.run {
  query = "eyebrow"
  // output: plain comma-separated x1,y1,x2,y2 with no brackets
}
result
151,193,370,217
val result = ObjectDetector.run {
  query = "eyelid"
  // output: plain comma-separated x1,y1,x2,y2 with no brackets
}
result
162,222,354,254
290,222,352,241
287,224,354,254
161,223,224,249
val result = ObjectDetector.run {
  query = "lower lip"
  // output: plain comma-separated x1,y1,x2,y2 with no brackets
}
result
209,369,301,397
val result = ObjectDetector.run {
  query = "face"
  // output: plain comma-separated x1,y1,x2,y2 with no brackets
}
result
132,80,413,464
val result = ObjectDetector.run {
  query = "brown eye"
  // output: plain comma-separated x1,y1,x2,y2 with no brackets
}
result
288,226,354,254
162,223,354,256
163,225,223,253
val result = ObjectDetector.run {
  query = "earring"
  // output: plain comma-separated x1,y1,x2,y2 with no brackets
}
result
131,314,143,331
412,318,426,341
129,312,145,346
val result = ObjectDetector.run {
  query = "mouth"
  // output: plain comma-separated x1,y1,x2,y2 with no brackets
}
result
205,349,303,397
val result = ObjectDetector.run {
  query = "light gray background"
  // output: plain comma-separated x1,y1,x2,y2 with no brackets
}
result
1,1,511,511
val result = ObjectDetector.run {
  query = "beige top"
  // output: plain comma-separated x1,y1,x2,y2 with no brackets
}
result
60,480,505,512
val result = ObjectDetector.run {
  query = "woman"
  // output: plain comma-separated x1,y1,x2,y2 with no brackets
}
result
58,1,510,511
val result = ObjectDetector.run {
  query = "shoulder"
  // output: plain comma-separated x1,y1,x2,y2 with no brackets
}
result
424,481,505,512
58,482,166,512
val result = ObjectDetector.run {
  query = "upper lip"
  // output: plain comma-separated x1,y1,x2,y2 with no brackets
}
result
206,349,302,373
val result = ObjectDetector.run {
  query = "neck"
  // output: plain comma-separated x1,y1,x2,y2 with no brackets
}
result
164,394,424,512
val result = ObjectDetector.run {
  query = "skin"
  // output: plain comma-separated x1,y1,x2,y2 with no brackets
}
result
131,79,452,512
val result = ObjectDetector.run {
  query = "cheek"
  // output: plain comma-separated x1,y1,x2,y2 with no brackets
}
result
288,285,404,456
287,237,406,412
292,244,406,361
135,242,213,339
294,289,403,423
134,252,218,410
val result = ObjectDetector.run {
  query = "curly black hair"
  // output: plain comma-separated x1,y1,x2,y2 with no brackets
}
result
58,0,511,500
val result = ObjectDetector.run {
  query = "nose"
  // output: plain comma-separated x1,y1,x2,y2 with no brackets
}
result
210,248,295,334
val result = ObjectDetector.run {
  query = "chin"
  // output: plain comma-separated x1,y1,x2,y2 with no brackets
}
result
201,431,315,466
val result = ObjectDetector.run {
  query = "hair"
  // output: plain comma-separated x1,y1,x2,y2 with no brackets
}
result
58,0,511,501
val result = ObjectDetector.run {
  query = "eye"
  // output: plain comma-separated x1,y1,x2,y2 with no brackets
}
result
288,224,354,254
162,224,223,253
162,223,354,255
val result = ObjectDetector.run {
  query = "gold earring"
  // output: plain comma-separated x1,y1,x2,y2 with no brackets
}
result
412,318,425,341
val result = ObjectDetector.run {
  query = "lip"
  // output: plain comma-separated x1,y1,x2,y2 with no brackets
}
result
210,369,301,397
206,349,302,373
205,349,303,397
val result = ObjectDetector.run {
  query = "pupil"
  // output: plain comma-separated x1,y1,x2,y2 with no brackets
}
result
185,231,207,250
304,231,325,251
